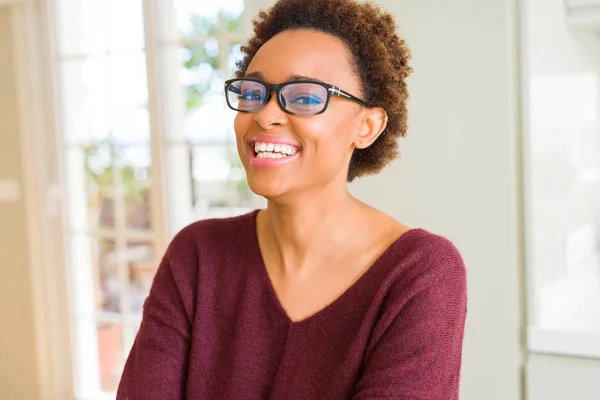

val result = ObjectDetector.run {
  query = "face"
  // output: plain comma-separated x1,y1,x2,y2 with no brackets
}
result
233,29,376,202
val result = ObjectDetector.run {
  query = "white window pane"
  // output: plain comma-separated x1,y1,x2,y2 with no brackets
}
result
65,146,98,232
174,0,243,18
191,144,258,219
55,0,144,56
112,107,151,145
158,46,187,141
69,233,101,397
185,92,236,142
73,315,101,397
192,145,230,181
60,54,150,146
164,144,194,235
55,0,110,56
117,145,151,171
60,59,111,145
108,0,146,52
108,53,149,109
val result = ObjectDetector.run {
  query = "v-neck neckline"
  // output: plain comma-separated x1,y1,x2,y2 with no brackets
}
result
246,209,421,326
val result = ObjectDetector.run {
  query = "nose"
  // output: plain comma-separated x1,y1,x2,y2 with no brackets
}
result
252,90,288,129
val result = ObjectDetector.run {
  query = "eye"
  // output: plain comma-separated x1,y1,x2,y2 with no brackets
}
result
291,94,323,105
241,90,264,102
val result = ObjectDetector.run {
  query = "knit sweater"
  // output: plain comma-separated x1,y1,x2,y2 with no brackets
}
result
117,210,467,400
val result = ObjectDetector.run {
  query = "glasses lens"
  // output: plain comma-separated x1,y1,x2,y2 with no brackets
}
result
226,80,267,112
281,83,328,115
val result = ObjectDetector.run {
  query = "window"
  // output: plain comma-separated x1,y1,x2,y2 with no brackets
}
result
52,0,261,397
523,0,600,359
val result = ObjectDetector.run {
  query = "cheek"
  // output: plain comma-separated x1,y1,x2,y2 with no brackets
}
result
301,115,356,158
233,113,253,148
233,113,248,138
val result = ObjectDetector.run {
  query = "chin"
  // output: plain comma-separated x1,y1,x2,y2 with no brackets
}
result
247,177,284,199
246,174,295,201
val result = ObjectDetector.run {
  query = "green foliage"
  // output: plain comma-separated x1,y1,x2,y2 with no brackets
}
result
226,17,242,33
182,12,242,112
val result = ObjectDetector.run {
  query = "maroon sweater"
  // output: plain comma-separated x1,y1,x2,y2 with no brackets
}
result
117,210,467,400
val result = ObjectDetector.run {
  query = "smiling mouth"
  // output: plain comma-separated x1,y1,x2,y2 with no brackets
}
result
249,141,301,159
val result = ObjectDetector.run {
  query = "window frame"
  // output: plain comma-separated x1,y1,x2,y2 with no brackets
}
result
15,0,258,398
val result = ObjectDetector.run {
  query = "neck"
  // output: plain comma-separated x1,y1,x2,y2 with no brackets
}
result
258,182,368,276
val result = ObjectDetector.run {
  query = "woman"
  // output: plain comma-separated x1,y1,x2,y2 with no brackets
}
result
117,0,467,399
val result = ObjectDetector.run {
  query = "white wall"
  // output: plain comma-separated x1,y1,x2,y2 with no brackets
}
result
245,1,524,399
353,2,523,399
527,354,600,400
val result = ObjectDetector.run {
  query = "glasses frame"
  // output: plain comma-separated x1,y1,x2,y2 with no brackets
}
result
224,77,367,116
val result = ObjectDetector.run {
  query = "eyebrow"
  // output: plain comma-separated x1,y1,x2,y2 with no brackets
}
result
244,71,327,84
287,74,327,84
244,71,264,79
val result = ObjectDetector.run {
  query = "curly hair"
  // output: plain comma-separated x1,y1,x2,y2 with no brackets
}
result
235,0,412,181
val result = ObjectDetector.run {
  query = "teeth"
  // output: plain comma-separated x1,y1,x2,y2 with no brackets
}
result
257,152,286,159
253,141,299,156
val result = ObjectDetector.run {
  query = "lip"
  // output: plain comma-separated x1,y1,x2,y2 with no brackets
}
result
247,135,301,168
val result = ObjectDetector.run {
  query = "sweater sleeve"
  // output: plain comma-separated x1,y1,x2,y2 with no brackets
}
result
117,229,198,400
352,240,467,400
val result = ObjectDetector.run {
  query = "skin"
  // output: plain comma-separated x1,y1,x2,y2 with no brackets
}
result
234,29,411,322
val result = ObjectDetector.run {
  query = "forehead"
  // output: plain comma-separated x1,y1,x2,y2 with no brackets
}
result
245,29,357,87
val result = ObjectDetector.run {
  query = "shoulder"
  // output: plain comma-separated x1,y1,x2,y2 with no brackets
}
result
363,228,467,354
164,209,259,259
369,229,467,334
384,228,467,302
365,205,466,291
404,228,465,271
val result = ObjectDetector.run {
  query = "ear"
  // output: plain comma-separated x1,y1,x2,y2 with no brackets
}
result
354,107,388,150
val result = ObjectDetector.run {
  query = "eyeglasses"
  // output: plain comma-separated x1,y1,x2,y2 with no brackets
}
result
224,78,367,116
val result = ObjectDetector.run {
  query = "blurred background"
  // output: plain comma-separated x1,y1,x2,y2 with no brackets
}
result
0,0,598,399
